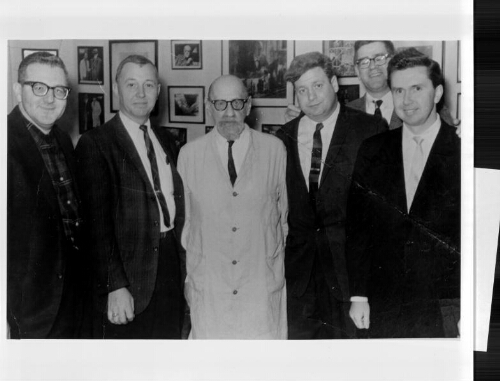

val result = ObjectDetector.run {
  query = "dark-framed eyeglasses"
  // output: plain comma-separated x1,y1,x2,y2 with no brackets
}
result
355,53,391,69
209,98,249,111
22,81,71,100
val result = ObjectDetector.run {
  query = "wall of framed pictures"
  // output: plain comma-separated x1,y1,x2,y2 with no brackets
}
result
7,39,461,146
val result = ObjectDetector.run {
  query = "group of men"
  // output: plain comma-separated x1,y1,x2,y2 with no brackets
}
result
7,40,460,340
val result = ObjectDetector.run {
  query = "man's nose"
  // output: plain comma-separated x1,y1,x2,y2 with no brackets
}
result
44,88,55,102
307,89,317,102
224,103,236,116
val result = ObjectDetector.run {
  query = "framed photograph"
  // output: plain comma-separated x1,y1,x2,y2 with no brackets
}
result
79,93,105,135
77,46,104,85
171,40,202,70
337,84,360,105
261,124,282,136
205,126,214,134
22,49,58,59
323,41,356,78
168,86,205,124
109,40,158,113
163,127,187,149
223,40,294,107
456,92,461,120
394,41,444,66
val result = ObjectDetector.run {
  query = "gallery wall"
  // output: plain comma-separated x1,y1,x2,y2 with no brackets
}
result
7,40,461,147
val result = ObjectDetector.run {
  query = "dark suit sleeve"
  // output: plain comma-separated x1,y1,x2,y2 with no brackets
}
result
75,134,129,298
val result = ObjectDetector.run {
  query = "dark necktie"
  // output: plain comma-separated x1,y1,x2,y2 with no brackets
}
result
374,99,383,118
139,125,171,228
308,123,324,205
228,140,237,186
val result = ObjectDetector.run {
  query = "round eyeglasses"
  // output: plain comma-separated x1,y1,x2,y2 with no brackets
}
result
209,98,249,111
22,81,71,100
355,53,391,69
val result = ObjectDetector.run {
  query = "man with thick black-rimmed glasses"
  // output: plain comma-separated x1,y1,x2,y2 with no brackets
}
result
8,52,86,339
177,75,288,339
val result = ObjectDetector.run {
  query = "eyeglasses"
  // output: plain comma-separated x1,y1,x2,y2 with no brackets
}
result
22,81,71,100
356,53,391,69
209,98,249,111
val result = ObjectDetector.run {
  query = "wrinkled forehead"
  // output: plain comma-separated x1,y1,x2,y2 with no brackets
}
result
211,79,247,100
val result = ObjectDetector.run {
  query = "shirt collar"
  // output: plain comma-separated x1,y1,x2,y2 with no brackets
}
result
19,104,53,135
119,111,151,136
365,90,393,106
403,115,442,141
302,102,340,130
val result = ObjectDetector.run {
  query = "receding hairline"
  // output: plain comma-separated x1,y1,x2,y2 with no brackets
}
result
208,75,248,100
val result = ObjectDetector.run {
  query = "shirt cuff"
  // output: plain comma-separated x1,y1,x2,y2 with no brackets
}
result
350,296,368,302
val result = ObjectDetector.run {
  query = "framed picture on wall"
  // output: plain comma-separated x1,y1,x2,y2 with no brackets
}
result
109,40,158,113
79,93,105,135
222,40,294,107
206,126,214,134
456,92,461,120
394,41,444,66
22,49,58,59
337,84,360,105
322,41,356,78
261,124,282,136
171,40,202,70
163,127,188,149
78,46,104,85
168,86,205,124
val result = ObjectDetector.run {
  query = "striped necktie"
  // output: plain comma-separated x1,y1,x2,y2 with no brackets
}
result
309,123,324,206
374,99,383,118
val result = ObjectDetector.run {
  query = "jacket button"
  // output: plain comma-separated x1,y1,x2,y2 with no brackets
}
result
154,221,159,226
232,227,237,232
233,290,238,295
154,247,158,252
57,274,63,279
232,260,237,265
232,191,238,197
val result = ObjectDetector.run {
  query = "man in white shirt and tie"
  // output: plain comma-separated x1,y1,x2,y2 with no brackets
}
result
346,48,461,338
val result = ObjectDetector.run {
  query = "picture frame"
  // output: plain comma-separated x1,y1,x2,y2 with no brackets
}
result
168,86,205,124
163,127,188,149
337,84,360,105
77,46,104,85
171,40,202,70
79,93,105,135
22,49,58,59
394,41,444,66
457,92,461,120
205,126,214,134
261,124,282,136
109,40,158,113
322,40,357,78
222,40,294,107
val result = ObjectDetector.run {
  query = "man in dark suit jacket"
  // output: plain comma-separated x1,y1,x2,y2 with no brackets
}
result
75,55,185,339
8,52,85,338
276,52,387,339
347,48,460,338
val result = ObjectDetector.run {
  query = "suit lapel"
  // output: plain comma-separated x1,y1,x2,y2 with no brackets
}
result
389,110,403,130
289,118,309,193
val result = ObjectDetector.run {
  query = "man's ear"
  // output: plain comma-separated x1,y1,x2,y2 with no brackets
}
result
434,84,444,105
13,82,23,103
245,96,252,116
331,76,339,93
112,83,118,97
157,84,161,97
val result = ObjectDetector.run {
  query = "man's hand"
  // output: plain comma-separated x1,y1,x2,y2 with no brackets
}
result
283,104,301,123
107,287,135,325
349,301,370,329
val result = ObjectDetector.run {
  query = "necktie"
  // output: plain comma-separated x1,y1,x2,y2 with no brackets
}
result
228,140,237,186
139,125,171,228
407,136,425,209
374,100,383,118
308,123,324,206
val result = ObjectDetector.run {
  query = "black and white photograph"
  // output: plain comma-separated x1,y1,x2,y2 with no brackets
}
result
171,40,202,69
337,84,360,105
168,86,204,124
78,93,104,134
323,40,356,77
77,46,104,84
164,126,187,149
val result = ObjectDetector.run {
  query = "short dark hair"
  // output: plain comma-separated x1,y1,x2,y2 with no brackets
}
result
115,55,158,82
387,47,444,89
354,41,396,62
18,52,69,83
284,52,335,84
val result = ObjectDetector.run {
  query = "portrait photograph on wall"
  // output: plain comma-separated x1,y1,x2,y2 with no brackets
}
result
337,84,360,105
22,48,58,59
164,127,188,149
109,40,158,113
79,93,104,134
171,40,202,69
168,86,205,124
323,40,356,77
223,40,294,107
261,124,282,136
78,46,104,84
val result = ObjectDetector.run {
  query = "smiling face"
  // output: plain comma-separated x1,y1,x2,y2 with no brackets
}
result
294,66,338,123
13,63,68,132
113,62,160,125
391,66,443,134
355,41,391,97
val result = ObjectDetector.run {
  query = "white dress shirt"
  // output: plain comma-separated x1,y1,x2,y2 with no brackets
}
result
214,124,251,175
120,112,175,232
365,91,394,125
402,116,442,211
297,104,341,189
